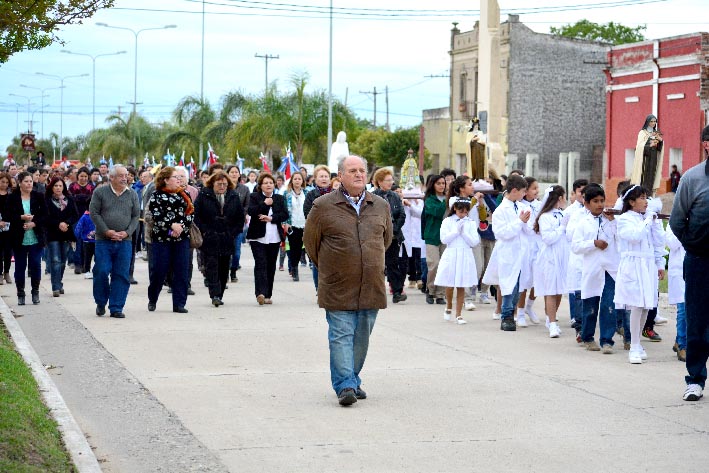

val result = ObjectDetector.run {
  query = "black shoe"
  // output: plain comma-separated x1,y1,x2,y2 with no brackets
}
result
167,287,173,294
17,296,25,306
426,294,434,304
130,277,138,285
148,302,156,312
355,387,367,400
230,269,237,283
110,312,125,318
293,274,299,282
96,305,106,316
173,307,188,313
187,288,195,296
642,328,662,342
500,317,517,331
59,288,64,294
338,388,357,406
393,293,407,303
31,292,40,305
74,267,82,275
53,290,60,297
212,297,222,307
435,298,446,305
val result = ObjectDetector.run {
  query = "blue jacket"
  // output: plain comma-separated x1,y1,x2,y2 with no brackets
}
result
74,212,96,243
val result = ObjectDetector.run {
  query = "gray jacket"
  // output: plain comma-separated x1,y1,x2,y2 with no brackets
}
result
669,159,709,257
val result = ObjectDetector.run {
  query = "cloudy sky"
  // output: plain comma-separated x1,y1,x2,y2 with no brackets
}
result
1,0,706,157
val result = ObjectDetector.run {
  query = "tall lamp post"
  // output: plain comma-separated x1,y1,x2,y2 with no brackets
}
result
35,73,89,161
19,84,63,140
60,49,126,130
8,93,39,132
95,23,177,116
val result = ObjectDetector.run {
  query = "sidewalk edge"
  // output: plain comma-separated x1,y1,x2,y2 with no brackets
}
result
0,297,102,473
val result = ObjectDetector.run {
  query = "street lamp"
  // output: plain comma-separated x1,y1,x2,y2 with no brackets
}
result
8,93,40,133
95,22,177,116
35,72,89,161
60,49,127,130
20,84,64,140
31,104,49,133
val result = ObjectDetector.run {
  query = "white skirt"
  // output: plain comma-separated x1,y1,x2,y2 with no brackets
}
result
614,256,658,309
434,248,477,288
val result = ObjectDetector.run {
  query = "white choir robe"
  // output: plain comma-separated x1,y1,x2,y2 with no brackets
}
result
570,212,619,299
482,198,529,296
665,227,686,305
564,201,586,292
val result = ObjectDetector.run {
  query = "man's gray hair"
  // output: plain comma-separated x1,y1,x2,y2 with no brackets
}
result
109,164,127,177
337,155,368,174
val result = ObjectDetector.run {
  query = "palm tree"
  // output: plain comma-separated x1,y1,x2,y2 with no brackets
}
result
163,96,216,162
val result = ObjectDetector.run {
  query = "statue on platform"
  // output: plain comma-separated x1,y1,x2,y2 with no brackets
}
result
466,117,487,181
328,131,349,175
631,114,664,192
400,148,419,191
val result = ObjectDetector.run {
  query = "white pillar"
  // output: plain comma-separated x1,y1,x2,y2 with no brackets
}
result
568,152,581,188
505,153,518,175
558,152,569,190
525,153,538,179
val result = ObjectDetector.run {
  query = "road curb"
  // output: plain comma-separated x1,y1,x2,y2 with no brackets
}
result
0,297,102,473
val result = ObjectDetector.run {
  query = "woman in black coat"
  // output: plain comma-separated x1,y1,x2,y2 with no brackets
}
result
194,170,245,307
245,173,289,305
45,177,79,297
6,171,48,305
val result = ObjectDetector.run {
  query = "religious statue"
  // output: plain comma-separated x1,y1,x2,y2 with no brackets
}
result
400,148,419,191
328,131,349,175
465,117,487,181
631,114,664,192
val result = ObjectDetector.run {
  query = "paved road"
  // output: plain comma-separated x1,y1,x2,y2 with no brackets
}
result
7,250,709,472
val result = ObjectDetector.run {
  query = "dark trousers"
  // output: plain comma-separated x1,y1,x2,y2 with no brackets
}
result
204,252,231,299
148,239,190,309
385,240,405,295
287,227,304,275
580,272,617,346
129,228,138,277
0,237,12,274
684,253,709,388
82,241,95,273
644,306,657,331
74,239,83,268
250,241,280,298
404,246,422,282
13,244,42,296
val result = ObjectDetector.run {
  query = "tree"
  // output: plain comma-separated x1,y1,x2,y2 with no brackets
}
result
550,20,646,45
376,127,429,169
0,0,115,63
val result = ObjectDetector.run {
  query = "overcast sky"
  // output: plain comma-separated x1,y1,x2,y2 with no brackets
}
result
1,0,706,158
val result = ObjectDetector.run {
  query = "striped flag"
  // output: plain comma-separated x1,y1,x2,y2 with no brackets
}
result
259,153,271,173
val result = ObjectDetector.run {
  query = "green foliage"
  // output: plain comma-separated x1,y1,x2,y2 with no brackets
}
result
0,0,115,63
377,127,429,169
350,128,388,164
550,20,646,45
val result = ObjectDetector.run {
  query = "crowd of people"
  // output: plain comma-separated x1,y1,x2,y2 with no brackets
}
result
1,127,707,406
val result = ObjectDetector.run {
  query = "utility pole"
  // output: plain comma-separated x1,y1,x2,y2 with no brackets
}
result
359,86,382,128
254,53,280,92
385,85,389,131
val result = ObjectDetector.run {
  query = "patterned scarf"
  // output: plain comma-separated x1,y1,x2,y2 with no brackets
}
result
51,195,67,211
163,186,194,215
316,185,332,196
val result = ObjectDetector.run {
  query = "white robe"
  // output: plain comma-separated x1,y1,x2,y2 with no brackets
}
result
613,211,660,309
402,199,425,258
570,212,619,299
665,227,686,305
533,210,569,296
434,216,480,288
564,201,585,292
521,199,541,291
482,198,528,296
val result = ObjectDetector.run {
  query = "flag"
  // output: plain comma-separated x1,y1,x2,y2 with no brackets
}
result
87,157,92,169
236,151,244,173
151,155,156,168
188,157,196,178
207,142,219,167
108,156,114,169
179,150,185,167
259,152,271,173
163,149,174,167
277,147,299,180
144,153,150,168
100,155,106,165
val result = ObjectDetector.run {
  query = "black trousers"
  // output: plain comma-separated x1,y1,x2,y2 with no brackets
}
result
82,242,95,273
385,240,405,295
287,227,304,274
404,246,422,282
250,241,280,298
203,252,231,299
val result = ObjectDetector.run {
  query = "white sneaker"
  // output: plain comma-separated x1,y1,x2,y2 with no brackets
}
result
628,350,643,364
549,322,561,338
517,314,528,327
492,312,501,320
84,272,93,279
683,384,704,401
654,314,669,325
638,345,648,360
135,251,143,259
443,310,452,321
464,300,477,311
545,316,550,329
526,304,540,324
479,294,492,304
569,318,576,328
456,316,467,325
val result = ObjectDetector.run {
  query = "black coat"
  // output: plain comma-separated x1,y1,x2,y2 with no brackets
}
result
45,195,79,242
6,191,48,247
373,188,406,243
194,187,245,255
245,191,289,241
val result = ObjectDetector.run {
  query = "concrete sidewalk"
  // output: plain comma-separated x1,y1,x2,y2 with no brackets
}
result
6,251,709,472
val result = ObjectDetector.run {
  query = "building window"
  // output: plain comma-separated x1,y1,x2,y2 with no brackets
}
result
459,72,467,109
669,148,683,172
625,149,635,177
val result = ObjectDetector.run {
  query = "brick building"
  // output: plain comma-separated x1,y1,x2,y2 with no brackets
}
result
605,32,709,193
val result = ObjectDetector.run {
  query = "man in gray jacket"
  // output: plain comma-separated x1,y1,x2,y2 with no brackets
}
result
89,165,140,319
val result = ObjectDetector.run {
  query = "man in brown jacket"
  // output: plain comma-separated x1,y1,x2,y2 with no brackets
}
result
304,155,393,406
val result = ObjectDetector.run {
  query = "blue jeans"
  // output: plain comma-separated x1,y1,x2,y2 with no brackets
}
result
47,240,70,291
230,232,244,270
581,271,617,346
13,244,43,295
569,290,582,327
312,264,319,291
676,302,687,350
149,238,191,309
73,239,84,268
93,240,132,314
501,274,520,319
420,257,428,284
684,252,709,388
326,309,378,395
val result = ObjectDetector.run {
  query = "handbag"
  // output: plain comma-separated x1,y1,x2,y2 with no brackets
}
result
189,224,203,249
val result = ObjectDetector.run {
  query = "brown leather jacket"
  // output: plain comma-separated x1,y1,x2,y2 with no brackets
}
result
304,189,393,311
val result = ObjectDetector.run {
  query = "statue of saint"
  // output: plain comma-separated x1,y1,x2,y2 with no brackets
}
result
328,131,349,175
465,117,487,181
400,148,419,190
631,114,664,192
